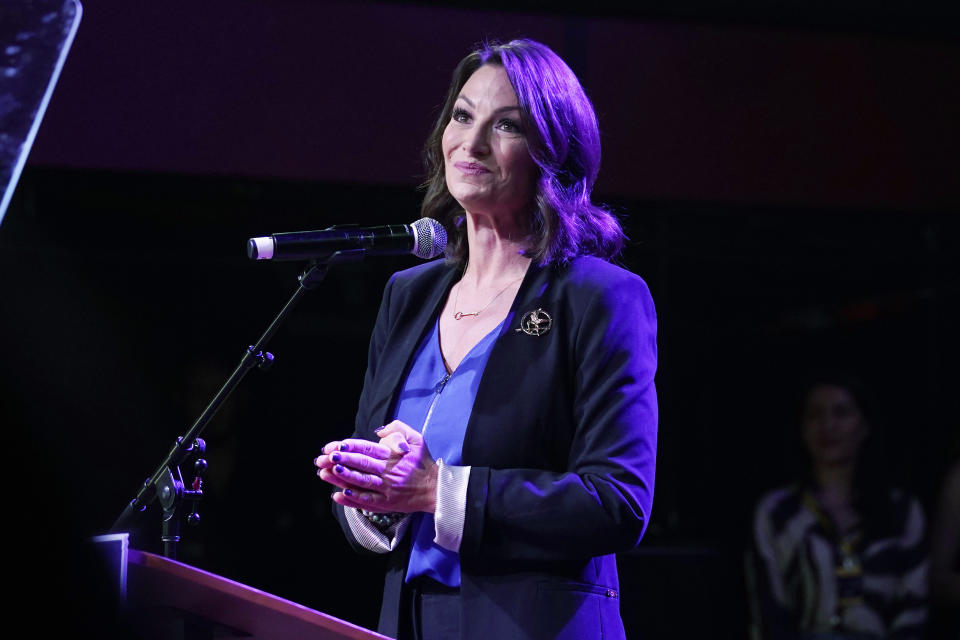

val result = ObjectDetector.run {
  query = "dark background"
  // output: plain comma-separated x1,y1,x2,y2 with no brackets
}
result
2,1,958,637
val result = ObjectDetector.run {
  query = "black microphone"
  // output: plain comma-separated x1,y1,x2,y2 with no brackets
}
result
247,217,447,262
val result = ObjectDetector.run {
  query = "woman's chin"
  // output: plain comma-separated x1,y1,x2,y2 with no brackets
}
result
811,450,858,469
449,186,490,210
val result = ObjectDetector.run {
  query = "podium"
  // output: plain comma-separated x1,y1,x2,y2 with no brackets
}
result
120,547,390,640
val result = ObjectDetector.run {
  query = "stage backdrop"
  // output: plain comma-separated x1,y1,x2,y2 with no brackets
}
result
2,2,958,637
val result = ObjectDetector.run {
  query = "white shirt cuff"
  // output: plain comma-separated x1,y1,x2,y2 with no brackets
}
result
434,459,470,552
343,506,411,553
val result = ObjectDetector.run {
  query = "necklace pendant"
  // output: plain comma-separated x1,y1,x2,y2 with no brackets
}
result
454,311,479,320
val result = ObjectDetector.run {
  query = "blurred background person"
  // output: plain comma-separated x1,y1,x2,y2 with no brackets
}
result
747,373,928,640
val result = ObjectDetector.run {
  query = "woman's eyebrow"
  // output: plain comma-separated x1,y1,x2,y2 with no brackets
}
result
455,95,521,114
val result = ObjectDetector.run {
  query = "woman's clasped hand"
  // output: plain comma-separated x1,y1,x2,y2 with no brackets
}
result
315,420,438,514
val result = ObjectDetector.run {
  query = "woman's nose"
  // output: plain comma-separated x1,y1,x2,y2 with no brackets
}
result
463,126,490,156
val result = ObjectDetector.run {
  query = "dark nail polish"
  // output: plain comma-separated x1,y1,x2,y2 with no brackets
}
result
335,464,345,474
339,443,349,451
331,452,341,463
344,488,353,496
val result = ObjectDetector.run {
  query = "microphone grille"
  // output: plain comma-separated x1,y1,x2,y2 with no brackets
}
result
410,217,447,259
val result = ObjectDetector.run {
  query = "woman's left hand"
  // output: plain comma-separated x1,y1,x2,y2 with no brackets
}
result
316,420,439,514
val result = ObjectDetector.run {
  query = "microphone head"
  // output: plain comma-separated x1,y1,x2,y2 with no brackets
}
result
410,217,447,259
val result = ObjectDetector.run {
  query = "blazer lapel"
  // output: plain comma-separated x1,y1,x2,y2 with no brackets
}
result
461,262,554,458
367,261,459,433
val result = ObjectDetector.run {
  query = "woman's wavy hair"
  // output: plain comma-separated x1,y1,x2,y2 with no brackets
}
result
421,38,624,266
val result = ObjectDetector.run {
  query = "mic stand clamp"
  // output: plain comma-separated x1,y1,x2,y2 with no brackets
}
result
157,438,207,560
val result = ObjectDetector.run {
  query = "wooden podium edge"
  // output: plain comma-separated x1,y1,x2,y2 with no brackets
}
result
128,549,390,640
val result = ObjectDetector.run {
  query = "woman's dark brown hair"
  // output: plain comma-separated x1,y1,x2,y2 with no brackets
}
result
421,38,624,266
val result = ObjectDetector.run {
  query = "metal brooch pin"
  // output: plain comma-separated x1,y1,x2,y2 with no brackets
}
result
515,308,552,336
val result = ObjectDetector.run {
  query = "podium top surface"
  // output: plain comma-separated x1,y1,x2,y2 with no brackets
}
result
127,549,391,640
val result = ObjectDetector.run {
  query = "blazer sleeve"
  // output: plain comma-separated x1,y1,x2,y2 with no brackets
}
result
460,272,658,562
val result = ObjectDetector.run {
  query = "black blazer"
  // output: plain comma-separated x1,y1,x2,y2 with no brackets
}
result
336,255,658,640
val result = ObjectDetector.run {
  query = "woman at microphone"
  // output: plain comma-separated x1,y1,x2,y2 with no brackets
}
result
314,38,657,640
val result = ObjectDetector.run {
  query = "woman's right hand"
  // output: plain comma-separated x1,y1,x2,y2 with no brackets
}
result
314,430,412,510
315,422,436,514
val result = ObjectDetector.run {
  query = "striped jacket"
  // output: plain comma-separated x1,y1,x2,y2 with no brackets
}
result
747,484,928,639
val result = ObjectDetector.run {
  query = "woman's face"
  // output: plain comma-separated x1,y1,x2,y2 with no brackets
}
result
801,384,869,468
441,64,539,223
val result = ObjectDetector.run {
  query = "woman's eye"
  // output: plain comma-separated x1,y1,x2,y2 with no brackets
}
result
452,108,471,123
498,118,522,133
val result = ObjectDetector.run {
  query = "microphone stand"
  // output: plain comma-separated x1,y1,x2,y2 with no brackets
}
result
109,251,363,558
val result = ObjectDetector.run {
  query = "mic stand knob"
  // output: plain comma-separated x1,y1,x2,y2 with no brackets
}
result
156,437,208,559
186,454,207,526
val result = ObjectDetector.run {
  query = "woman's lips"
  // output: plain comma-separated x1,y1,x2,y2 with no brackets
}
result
454,161,491,175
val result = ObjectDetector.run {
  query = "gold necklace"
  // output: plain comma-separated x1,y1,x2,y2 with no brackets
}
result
453,276,522,320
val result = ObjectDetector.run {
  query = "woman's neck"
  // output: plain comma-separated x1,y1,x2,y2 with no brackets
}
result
813,463,856,503
462,212,531,286
812,464,863,535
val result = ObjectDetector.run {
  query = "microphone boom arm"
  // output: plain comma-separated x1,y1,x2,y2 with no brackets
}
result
108,252,360,554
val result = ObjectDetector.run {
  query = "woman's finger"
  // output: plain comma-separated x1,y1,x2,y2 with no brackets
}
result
337,438,394,459
318,467,359,491
319,463,384,490
320,441,342,456
317,438,392,471
314,454,335,469
376,420,424,446
327,450,387,475
331,489,395,512
379,431,411,455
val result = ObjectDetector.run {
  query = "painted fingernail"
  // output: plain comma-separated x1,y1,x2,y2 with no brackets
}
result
339,443,349,452
375,425,388,434
331,452,341,463
335,464,345,474
344,488,353,497
398,440,410,453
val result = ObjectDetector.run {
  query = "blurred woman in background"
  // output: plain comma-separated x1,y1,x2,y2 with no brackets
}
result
748,374,928,640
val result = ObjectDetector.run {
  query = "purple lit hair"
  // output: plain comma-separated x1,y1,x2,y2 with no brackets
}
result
421,38,624,265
